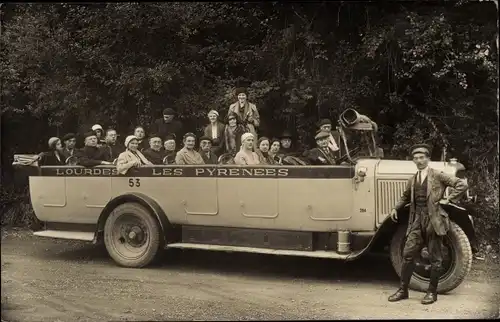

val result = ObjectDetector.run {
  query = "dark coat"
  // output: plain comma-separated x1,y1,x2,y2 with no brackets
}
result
101,143,125,161
150,118,184,144
305,147,338,165
163,150,177,165
76,146,112,167
39,151,66,166
136,140,149,152
394,167,468,236
200,150,218,165
142,148,167,165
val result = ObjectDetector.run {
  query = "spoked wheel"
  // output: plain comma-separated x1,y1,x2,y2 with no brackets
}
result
390,222,473,294
104,203,162,268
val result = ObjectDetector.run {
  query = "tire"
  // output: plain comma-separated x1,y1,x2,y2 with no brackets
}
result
389,221,473,294
104,202,163,268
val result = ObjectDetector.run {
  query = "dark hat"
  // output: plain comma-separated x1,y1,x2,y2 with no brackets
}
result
317,119,332,127
226,112,241,123
83,131,97,139
315,131,330,140
235,87,248,96
199,136,212,143
280,131,293,139
270,137,280,144
163,108,175,116
62,133,76,141
410,143,432,156
148,133,161,140
164,134,176,142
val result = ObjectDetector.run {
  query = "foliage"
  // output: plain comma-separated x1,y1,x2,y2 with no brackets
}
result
1,2,498,245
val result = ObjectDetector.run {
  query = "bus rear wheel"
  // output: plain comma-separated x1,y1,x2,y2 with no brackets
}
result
104,202,162,268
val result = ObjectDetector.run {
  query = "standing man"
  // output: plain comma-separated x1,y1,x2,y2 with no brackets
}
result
388,144,468,305
103,128,124,162
150,108,183,146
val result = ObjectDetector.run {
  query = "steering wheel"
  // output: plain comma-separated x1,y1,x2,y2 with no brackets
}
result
337,146,361,165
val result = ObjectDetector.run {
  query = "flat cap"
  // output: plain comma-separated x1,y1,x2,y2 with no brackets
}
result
317,119,332,127
148,133,161,140
163,108,175,115
83,131,97,139
62,133,76,141
164,134,176,142
410,143,432,156
235,87,248,96
199,136,212,143
315,131,330,140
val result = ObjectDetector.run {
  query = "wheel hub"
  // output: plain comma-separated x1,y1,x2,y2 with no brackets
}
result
121,224,146,247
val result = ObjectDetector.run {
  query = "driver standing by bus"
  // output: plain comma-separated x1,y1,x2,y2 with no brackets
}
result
388,143,468,305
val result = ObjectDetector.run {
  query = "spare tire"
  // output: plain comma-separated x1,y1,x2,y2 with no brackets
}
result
389,222,472,294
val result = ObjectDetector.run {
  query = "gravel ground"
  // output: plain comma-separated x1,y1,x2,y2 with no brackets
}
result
1,228,499,321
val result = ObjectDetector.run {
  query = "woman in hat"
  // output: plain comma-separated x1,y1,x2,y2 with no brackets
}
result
39,137,67,166
116,135,152,175
133,126,149,152
254,137,276,165
175,133,205,165
234,133,260,165
162,134,177,164
228,87,260,146
91,124,106,147
224,112,246,155
203,109,225,155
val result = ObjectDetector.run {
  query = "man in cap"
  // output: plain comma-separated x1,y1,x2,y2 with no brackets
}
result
142,134,166,165
162,134,177,164
91,124,106,147
76,131,113,167
304,131,339,165
62,133,77,158
150,108,184,146
388,143,468,305
198,136,218,164
102,128,124,161
317,119,341,157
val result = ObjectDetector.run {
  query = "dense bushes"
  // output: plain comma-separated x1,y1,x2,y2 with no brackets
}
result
0,2,498,248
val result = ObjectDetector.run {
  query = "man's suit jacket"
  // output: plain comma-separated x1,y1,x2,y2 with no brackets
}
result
394,167,468,236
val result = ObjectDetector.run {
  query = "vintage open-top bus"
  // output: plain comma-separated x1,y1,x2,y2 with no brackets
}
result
13,109,477,294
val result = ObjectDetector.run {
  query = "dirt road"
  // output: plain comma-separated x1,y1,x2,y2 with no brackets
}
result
1,229,499,321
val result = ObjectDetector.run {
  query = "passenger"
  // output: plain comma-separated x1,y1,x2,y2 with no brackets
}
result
133,126,149,151
317,119,341,157
198,136,218,165
279,131,296,156
150,108,183,146
39,137,66,166
234,133,260,165
76,131,113,167
175,132,205,165
305,131,339,165
255,137,276,165
203,110,225,156
228,87,260,147
142,135,166,165
162,134,177,164
62,133,77,157
102,129,124,162
116,135,153,174
224,112,246,155
91,124,106,147
269,138,282,164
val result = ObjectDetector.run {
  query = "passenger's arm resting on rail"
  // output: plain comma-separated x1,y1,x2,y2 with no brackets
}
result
78,156,105,167
437,171,468,201
393,177,412,211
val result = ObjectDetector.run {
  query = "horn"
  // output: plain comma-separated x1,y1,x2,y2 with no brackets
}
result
339,108,377,131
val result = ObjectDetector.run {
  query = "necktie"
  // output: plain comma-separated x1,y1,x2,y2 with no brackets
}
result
418,171,422,184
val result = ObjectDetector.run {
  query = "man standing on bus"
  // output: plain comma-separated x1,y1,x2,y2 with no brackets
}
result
388,143,468,305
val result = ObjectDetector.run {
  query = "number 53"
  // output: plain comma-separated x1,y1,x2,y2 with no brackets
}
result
128,178,140,187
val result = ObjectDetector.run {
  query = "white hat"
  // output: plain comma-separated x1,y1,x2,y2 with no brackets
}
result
48,137,60,148
124,135,138,148
208,110,219,117
241,132,254,143
92,124,103,131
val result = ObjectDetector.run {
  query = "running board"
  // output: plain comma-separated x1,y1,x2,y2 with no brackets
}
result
33,230,95,241
166,243,354,259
